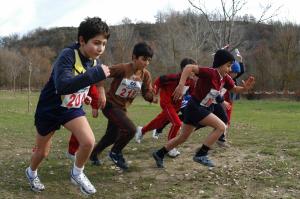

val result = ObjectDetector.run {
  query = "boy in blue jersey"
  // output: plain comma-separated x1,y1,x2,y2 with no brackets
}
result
25,17,110,195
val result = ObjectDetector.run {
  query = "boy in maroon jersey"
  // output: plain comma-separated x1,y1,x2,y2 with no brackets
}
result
152,49,255,168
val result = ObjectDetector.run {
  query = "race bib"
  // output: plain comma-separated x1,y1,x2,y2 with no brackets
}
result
182,86,189,95
200,89,220,107
220,88,227,96
61,86,90,108
115,78,142,99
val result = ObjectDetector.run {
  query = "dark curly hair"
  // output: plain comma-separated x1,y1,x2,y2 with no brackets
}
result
77,17,110,43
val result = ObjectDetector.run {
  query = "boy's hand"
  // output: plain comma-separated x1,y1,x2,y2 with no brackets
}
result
84,96,92,105
242,76,255,90
221,44,230,50
152,95,158,104
98,94,106,109
153,85,160,95
92,108,99,118
172,84,184,102
101,64,110,77
224,101,232,111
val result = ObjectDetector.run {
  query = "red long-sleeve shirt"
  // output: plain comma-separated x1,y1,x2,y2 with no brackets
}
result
154,73,194,110
88,84,99,109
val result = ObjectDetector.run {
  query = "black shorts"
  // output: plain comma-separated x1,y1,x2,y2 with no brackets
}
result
183,98,214,127
35,108,85,136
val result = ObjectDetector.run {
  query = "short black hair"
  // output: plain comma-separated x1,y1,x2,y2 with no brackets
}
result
213,49,234,68
132,42,153,58
180,58,196,70
78,17,110,43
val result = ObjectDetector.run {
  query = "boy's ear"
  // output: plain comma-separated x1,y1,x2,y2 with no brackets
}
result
78,36,86,45
132,54,137,60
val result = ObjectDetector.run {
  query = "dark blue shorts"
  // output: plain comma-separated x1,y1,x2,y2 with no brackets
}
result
35,108,85,136
183,98,214,127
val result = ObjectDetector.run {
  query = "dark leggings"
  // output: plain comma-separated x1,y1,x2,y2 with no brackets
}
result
91,102,136,156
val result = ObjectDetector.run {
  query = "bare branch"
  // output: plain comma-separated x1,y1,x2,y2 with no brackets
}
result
256,3,282,23
188,0,221,48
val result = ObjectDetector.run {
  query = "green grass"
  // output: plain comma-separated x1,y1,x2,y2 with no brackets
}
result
0,91,299,198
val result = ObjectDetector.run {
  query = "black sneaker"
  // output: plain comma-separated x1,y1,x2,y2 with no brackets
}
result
90,155,102,166
108,152,128,170
216,140,230,148
152,151,164,168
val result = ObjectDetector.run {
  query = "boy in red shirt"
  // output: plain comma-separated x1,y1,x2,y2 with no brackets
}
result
135,58,196,157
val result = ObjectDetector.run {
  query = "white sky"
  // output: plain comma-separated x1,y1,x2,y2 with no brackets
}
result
0,0,298,37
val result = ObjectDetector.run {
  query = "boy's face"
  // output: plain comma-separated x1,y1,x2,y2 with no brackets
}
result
218,61,232,76
79,34,107,59
133,56,151,70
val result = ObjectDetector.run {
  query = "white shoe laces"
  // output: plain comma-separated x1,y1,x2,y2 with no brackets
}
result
32,176,45,189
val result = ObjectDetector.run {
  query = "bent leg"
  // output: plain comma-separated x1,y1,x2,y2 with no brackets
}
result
64,116,95,168
30,132,54,171
165,123,195,151
142,110,169,135
165,106,182,140
199,113,226,147
92,120,119,156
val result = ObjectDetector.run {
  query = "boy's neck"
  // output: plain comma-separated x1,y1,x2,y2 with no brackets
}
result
131,62,139,72
216,68,224,78
78,46,92,60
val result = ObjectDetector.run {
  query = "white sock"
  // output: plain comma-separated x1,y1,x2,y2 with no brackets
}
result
27,166,37,178
72,163,84,176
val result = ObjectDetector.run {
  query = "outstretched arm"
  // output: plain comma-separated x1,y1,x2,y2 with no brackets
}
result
172,64,199,101
230,76,255,93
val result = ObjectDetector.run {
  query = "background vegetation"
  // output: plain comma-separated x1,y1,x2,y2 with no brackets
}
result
1,0,300,93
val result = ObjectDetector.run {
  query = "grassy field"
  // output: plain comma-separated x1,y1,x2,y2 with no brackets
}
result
0,91,299,199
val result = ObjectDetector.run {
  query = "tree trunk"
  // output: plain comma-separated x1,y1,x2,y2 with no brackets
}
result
28,62,32,112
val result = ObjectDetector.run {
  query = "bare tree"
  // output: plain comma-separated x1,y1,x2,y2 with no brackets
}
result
20,47,55,88
154,10,190,72
0,49,24,93
111,18,137,63
183,9,210,62
188,0,281,50
272,23,300,90
28,61,32,112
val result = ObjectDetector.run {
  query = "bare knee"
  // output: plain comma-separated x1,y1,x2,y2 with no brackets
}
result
79,137,95,150
217,123,226,134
